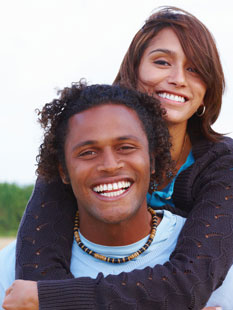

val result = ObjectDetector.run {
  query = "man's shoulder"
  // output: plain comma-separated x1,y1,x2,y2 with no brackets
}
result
0,240,16,290
156,210,186,242
0,240,16,262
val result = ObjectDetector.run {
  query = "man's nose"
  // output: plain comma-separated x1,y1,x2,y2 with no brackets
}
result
97,149,124,172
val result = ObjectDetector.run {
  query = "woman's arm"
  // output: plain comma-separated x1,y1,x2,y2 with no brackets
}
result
16,177,76,280
1,280,221,310
15,139,233,309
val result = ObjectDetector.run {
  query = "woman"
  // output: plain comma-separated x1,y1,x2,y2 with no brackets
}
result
15,6,233,309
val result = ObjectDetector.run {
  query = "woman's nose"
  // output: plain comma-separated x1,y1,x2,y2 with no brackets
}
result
167,65,187,87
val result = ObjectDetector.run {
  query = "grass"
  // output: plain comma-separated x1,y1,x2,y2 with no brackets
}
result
0,230,17,237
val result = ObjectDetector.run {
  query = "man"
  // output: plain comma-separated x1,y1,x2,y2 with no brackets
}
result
1,82,230,310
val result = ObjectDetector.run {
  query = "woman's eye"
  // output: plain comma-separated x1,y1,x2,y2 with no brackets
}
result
154,60,170,66
187,67,197,73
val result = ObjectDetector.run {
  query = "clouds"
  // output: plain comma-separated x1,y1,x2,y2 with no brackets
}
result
1,0,232,184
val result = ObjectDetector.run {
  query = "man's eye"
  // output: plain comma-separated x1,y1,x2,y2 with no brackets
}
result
118,145,137,152
78,150,96,157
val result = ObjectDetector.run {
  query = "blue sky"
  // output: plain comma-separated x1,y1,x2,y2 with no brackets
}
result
1,0,232,184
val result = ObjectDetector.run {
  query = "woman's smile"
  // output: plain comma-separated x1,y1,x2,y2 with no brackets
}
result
157,91,187,104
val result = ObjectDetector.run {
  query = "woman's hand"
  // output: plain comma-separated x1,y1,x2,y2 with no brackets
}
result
2,280,39,310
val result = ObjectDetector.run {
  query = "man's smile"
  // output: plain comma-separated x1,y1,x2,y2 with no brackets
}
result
92,180,133,198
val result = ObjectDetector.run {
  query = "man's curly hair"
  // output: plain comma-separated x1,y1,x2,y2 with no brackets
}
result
36,80,173,186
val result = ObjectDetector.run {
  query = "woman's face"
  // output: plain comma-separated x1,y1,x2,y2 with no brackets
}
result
137,27,207,127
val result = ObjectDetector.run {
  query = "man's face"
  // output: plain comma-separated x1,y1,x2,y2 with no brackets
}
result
62,104,151,230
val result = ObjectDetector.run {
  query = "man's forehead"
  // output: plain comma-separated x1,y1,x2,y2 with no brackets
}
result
66,104,148,148
68,104,145,134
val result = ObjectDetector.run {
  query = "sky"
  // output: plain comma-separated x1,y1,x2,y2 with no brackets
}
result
0,0,233,185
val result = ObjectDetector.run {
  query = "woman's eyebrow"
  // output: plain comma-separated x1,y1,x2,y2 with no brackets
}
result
148,48,174,56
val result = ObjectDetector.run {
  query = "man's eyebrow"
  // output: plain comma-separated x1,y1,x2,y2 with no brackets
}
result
72,140,97,152
72,135,141,151
148,48,173,56
116,135,140,142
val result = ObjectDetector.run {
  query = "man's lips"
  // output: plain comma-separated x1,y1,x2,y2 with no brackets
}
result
92,180,132,198
157,91,188,103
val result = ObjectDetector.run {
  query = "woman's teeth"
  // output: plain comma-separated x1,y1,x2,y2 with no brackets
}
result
158,92,185,103
93,181,131,197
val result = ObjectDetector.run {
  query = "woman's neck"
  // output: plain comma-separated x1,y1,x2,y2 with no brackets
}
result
168,122,192,171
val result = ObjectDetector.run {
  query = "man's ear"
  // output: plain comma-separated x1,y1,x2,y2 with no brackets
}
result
58,164,70,184
150,153,156,175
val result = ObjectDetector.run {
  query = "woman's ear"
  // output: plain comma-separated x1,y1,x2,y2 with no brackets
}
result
58,164,70,184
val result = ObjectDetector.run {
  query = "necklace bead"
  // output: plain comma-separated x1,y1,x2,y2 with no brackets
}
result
74,207,158,264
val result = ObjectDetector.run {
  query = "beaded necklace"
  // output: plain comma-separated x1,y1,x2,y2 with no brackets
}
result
74,207,158,264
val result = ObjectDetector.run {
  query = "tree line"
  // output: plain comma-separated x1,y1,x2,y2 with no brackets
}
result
0,183,33,236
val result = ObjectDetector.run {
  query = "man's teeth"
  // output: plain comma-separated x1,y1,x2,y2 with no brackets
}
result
93,181,131,196
158,92,185,103
100,189,126,197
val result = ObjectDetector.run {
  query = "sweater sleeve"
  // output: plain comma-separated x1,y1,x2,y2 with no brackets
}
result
17,139,233,309
15,177,77,280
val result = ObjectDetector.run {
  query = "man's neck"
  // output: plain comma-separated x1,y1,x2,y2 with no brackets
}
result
79,206,161,246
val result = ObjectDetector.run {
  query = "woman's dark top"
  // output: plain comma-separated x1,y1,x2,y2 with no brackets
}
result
15,137,233,310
